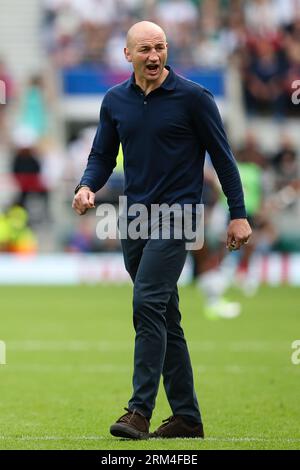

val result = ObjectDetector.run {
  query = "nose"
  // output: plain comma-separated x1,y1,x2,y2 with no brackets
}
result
149,49,159,62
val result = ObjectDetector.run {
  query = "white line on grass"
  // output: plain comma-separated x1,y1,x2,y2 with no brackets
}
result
6,340,291,353
0,436,108,441
5,364,299,375
0,436,300,443
206,437,300,443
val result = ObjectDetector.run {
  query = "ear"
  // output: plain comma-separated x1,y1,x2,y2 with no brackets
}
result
124,47,132,63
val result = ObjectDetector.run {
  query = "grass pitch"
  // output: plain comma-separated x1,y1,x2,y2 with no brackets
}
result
0,284,299,450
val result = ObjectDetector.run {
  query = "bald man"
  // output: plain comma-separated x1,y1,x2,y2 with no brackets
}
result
73,21,251,440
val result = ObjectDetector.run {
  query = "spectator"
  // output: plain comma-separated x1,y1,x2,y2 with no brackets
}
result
65,216,97,252
272,135,300,189
0,205,38,254
154,0,198,66
244,0,279,35
17,75,49,139
282,19,300,115
11,127,49,221
242,39,286,117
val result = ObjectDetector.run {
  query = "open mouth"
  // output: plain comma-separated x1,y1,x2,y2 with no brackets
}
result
146,64,159,74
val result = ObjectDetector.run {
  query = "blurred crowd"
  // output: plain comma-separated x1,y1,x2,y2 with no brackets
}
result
0,0,300,255
42,0,300,116
0,205,37,254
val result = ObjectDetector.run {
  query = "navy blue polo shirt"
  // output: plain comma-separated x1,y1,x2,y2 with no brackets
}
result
80,66,246,219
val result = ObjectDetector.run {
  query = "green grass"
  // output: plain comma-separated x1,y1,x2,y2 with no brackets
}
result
0,284,299,450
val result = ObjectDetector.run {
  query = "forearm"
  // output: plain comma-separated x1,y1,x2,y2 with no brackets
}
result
80,150,115,193
194,88,246,219
210,153,246,219
79,93,120,193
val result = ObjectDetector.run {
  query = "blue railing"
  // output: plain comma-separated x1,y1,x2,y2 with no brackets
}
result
62,66,225,97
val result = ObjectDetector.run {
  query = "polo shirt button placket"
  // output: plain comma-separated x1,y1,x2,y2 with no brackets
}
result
139,91,147,105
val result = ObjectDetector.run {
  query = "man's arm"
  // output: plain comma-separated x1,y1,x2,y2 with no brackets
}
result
193,88,252,249
72,92,120,216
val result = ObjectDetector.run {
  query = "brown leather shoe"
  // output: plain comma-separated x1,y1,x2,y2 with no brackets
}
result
150,415,204,439
110,408,150,439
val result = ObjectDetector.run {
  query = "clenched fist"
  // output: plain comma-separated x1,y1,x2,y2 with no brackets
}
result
72,187,95,215
226,218,252,251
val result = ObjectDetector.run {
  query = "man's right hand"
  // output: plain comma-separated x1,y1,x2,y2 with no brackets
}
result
72,187,95,215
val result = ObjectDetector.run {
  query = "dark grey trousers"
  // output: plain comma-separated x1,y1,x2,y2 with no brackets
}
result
121,235,202,424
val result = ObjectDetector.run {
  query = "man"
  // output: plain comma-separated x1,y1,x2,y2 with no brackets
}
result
73,21,251,439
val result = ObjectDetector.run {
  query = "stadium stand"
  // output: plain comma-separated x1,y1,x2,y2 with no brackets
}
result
0,0,299,284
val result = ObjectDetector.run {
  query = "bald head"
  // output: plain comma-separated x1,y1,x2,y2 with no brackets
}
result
124,21,168,88
126,21,167,50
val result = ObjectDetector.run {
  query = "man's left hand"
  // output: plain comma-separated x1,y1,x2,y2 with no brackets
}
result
226,218,252,251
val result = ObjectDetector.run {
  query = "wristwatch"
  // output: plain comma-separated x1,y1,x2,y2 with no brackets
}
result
74,184,91,194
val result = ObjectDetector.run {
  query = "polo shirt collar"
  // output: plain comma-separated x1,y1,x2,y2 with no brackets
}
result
126,65,176,91
161,66,177,91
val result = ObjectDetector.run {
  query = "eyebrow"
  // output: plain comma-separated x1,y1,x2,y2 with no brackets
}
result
138,43,166,48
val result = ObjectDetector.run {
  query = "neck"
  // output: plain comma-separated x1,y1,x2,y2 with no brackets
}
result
135,67,169,95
